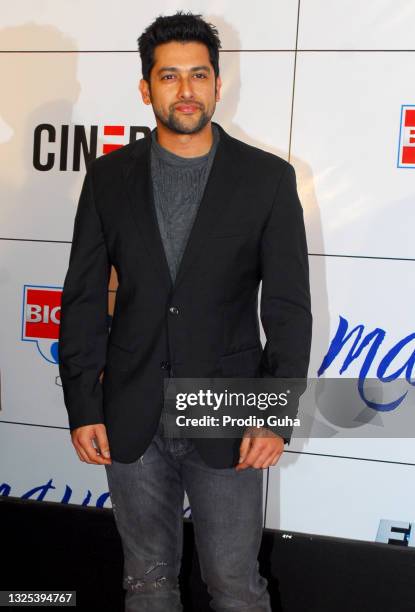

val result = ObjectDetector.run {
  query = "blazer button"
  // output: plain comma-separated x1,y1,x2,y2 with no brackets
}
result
169,306,179,315
160,361,171,370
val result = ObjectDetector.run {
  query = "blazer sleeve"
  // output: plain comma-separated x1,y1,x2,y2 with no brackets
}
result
259,162,312,444
58,164,111,431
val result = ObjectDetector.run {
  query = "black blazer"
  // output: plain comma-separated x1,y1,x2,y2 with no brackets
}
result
58,121,312,468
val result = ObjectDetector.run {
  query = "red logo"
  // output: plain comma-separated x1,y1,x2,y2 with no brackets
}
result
33,124,150,171
22,286,61,341
398,105,415,168
103,125,125,154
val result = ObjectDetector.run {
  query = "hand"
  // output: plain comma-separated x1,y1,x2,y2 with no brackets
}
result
235,426,284,471
71,423,112,465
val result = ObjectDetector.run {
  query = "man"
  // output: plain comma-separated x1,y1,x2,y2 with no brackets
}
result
58,11,312,612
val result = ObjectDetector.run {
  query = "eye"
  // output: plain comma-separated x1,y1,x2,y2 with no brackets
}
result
161,74,175,80
194,73,207,79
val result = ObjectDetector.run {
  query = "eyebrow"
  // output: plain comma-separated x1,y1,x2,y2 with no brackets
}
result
157,65,211,75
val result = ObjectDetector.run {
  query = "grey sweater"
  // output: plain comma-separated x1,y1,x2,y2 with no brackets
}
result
150,124,220,436
150,124,220,283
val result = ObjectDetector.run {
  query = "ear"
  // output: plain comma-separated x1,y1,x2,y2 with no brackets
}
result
139,78,151,105
215,75,222,102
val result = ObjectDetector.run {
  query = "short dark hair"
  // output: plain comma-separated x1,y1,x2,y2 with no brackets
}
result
138,11,221,82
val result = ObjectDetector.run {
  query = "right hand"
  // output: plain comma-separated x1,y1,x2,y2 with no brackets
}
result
71,423,112,465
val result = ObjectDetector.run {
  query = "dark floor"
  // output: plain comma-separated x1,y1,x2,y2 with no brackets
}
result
1,497,414,611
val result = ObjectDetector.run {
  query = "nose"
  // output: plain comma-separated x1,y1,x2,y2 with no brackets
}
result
177,75,195,100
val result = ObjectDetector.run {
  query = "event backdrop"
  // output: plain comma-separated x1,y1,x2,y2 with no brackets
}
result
1,0,414,546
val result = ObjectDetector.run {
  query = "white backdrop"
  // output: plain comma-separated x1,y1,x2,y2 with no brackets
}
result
1,0,414,544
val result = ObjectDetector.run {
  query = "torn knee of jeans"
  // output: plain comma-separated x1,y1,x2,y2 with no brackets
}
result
124,562,169,591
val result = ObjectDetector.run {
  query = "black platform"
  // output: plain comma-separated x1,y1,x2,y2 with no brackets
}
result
1,497,414,611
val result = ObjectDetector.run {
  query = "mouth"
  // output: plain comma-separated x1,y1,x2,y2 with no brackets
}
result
174,104,201,114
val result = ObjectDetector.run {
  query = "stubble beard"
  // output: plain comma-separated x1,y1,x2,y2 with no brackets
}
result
152,99,216,135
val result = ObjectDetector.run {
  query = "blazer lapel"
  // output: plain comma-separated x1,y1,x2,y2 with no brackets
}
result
173,123,241,292
123,122,241,294
123,135,173,291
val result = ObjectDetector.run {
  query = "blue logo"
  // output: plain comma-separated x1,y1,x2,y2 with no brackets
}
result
318,315,415,411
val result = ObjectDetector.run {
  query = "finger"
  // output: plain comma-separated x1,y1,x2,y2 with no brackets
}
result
235,460,251,471
270,452,282,467
235,443,267,471
251,450,273,469
73,442,90,463
258,439,283,461
238,435,252,464
74,447,85,462
241,438,268,467
78,434,107,464
79,447,91,463
262,451,283,469
71,435,88,462
94,428,112,462
235,452,269,471
243,437,280,469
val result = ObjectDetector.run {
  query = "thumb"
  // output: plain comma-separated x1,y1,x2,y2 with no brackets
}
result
239,434,251,463
94,425,111,458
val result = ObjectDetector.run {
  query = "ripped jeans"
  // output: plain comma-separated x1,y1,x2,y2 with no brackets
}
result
104,421,271,612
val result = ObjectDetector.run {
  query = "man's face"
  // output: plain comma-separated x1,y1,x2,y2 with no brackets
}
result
139,40,221,135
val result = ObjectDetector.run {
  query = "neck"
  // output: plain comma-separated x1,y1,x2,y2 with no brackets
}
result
154,120,214,158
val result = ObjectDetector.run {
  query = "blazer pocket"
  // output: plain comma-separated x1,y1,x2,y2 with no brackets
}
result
220,346,262,377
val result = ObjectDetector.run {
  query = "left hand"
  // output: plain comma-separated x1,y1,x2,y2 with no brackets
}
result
235,426,285,471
